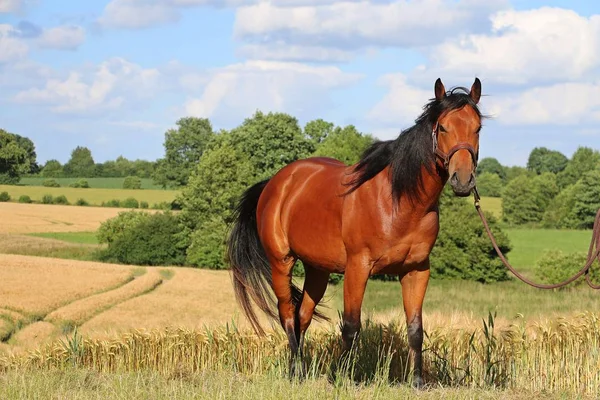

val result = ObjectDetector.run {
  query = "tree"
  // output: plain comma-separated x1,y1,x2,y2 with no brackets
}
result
502,175,545,225
476,157,506,180
13,134,38,174
475,172,503,197
542,184,579,229
41,160,63,177
304,119,335,145
63,146,95,177
571,170,600,229
229,111,314,181
153,117,215,188
504,165,533,182
178,141,255,268
557,147,600,188
0,129,31,184
532,172,559,210
526,147,568,174
312,125,374,165
430,187,511,283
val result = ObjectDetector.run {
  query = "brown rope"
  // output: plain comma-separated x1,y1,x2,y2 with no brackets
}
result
473,187,600,289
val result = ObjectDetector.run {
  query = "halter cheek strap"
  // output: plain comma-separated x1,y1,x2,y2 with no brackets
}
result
432,122,479,170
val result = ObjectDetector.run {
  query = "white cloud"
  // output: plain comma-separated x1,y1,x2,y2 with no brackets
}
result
424,7,600,84
367,73,433,127
14,58,160,113
184,60,362,124
234,0,506,50
0,0,24,13
38,25,86,50
237,43,354,63
0,24,28,63
486,81,600,125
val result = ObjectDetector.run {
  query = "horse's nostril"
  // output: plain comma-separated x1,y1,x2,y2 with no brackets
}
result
450,172,459,184
469,174,475,185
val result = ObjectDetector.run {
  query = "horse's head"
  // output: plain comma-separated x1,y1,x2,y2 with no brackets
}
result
432,77,482,197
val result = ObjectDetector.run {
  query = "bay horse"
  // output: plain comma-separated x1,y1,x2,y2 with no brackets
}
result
227,77,483,387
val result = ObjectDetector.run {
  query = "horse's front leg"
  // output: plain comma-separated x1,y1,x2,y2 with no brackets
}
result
400,261,430,389
341,255,371,355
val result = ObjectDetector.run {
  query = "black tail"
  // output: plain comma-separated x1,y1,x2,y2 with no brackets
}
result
227,179,328,336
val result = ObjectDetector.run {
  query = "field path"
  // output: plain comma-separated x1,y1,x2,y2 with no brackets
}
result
45,270,163,326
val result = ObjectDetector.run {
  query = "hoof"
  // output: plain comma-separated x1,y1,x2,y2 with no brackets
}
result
412,376,424,389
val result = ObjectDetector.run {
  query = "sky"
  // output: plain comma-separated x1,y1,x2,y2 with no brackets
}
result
0,0,599,166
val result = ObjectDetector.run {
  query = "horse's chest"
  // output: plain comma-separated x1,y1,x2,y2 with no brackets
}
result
370,217,439,274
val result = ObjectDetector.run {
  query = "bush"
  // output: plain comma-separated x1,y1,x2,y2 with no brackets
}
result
121,197,139,208
18,195,31,203
140,201,149,209
97,210,152,244
99,212,186,266
535,250,600,289
69,179,90,188
53,195,69,205
430,187,511,283
123,176,142,190
476,172,503,197
502,175,545,225
0,192,10,202
41,194,54,204
152,201,172,210
102,199,121,208
76,198,89,206
43,179,60,187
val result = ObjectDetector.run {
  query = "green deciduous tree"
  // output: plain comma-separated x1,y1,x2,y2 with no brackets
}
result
430,187,511,283
526,147,568,175
312,125,374,165
153,117,215,188
0,129,32,184
542,184,579,229
571,170,600,229
557,147,600,189
476,157,506,180
504,165,534,182
229,111,314,181
64,146,95,177
178,141,255,268
475,172,504,197
304,119,335,145
502,175,545,225
41,159,63,177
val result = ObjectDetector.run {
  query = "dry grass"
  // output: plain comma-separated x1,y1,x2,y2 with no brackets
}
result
80,268,272,337
46,270,163,326
10,322,58,350
0,254,134,316
0,203,131,234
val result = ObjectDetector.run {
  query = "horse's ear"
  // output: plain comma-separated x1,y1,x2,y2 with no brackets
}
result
434,78,446,101
470,77,482,104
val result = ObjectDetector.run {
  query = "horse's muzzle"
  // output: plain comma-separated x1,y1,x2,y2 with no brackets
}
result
450,172,475,197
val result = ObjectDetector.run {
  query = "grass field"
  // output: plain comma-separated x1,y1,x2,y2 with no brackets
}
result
28,232,99,245
0,185,178,207
476,196,502,218
19,177,163,190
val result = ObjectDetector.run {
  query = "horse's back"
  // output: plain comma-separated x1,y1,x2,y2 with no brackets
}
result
256,157,350,270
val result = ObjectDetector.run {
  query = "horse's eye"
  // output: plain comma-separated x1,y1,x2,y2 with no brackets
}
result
476,126,482,134
439,125,447,133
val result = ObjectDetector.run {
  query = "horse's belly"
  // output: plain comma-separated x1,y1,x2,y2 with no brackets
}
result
371,240,435,275
288,220,347,272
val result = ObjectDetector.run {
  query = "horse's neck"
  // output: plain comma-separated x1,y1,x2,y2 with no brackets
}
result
382,163,446,214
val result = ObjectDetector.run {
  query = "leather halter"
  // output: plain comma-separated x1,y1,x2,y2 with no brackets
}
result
431,122,479,170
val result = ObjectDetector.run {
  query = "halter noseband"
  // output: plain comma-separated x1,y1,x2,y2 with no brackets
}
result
432,122,479,170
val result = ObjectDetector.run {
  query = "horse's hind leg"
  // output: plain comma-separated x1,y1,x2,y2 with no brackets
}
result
297,265,330,372
269,255,302,378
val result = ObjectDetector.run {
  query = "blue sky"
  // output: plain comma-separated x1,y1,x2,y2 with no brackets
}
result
1,0,599,166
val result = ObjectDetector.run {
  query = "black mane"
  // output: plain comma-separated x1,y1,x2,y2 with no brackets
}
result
344,87,483,203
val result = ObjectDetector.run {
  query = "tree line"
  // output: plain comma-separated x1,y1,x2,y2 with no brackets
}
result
476,147,600,229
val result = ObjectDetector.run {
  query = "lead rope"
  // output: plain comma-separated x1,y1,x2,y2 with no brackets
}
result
472,187,600,289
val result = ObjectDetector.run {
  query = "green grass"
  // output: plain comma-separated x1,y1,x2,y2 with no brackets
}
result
19,177,164,190
477,196,502,219
0,369,568,400
28,232,99,245
0,185,178,207
504,228,593,275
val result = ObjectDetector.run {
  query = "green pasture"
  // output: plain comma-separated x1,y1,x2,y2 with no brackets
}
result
28,232,99,245
19,177,163,190
0,185,178,206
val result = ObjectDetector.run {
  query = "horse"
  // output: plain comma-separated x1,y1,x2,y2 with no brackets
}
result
227,77,483,388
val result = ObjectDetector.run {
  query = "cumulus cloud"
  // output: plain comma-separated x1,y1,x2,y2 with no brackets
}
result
184,60,362,125
0,24,28,63
234,0,507,51
422,7,600,84
14,58,160,113
0,0,25,13
236,43,354,63
38,25,86,50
